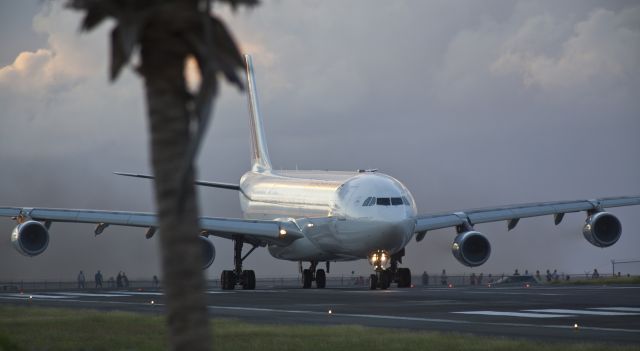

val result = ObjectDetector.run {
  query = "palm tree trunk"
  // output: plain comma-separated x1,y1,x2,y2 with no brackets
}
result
140,7,211,350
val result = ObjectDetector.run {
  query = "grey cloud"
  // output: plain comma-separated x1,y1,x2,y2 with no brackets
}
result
0,1,638,281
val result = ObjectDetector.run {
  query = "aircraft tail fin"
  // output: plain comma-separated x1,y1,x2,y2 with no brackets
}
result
244,54,272,172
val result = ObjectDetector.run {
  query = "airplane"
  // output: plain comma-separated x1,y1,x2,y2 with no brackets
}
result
1,54,639,290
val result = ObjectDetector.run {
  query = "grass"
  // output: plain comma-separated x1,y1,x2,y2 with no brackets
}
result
0,306,637,351
550,276,640,286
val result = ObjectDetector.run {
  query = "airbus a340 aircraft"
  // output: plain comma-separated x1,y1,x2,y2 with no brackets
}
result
2,55,639,290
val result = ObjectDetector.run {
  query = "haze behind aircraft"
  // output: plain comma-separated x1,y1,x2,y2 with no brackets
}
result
1,55,639,290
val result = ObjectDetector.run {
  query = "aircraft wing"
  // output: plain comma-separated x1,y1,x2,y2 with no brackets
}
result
414,196,640,235
0,207,302,246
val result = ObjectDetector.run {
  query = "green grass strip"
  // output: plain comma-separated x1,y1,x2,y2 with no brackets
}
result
0,306,636,351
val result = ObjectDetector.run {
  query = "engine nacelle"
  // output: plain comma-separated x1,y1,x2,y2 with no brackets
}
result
583,212,621,248
199,236,216,269
11,220,50,257
452,231,491,267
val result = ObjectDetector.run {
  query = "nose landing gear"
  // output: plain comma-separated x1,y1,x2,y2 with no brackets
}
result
301,261,328,288
368,249,411,290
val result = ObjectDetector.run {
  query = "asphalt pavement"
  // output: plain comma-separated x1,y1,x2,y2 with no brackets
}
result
1,284,639,344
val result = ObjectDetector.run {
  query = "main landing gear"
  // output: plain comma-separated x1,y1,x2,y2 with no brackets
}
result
221,236,257,290
301,261,328,289
369,249,412,290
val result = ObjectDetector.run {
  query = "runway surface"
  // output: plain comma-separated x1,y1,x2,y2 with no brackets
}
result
1,284,639,344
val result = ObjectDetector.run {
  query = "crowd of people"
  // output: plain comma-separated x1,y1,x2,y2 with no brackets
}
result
420,267,617,286
76,270,160,289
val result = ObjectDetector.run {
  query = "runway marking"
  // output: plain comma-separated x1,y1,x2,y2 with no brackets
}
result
109,291,164,296
55,292,133,298
525,309,639,316
591,307,640,313
452,311,573,318
205,305,640,333
2,296,639,335
344,290,406,293
464,291,563,296
0,294,71,299
228,290,288,293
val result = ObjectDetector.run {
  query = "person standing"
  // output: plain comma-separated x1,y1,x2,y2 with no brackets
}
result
440,269,448,286
77,271,85,289
421,271,429,286
95,270,103,288
153,275,159,288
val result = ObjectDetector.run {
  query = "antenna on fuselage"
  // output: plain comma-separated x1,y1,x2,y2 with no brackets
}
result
244,54,272,172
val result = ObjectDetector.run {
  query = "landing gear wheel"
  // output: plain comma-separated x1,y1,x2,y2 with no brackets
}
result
397,268,412,288
380,270,391,290
369,274,378,290
242,270,256,290
302,269,313,289
316,269,326,289
221,270,236,290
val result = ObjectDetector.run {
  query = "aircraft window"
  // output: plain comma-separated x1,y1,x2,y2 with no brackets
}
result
362,197,372,206
391,197,403,206
376,197,391,206
402,196,410,205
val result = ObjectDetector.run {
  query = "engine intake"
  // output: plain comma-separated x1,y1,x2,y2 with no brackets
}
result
200,236,216,269
452,231,491,267
11,221,50,257
583,212,621,248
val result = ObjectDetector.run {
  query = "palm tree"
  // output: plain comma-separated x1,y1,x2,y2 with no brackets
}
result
68,0,257,349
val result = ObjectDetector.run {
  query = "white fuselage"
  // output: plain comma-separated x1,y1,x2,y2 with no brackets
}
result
239,170,417,261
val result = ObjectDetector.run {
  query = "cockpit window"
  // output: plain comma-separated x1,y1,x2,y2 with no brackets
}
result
362,197,376,206
364,196,409,206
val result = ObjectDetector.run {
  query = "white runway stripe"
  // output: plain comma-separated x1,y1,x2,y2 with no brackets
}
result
109,291,164,296
55,292,132,297
4,294,71,299
525,309,639,316
452,311,573,318
591,307,640,313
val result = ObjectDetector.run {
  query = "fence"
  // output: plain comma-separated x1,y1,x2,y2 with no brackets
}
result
3,272,633,292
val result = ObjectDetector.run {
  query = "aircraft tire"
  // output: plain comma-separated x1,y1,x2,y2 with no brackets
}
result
369,274,378,290
316,269,326,288
242,270,256,290
397,268,412,288
302,269,313,289
221,270,235,290
380,270,391,290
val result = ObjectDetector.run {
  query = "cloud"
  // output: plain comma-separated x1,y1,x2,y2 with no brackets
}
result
492,6,640,91
0,1,638,280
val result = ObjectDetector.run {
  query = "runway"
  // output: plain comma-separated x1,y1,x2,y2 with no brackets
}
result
1,284,639,344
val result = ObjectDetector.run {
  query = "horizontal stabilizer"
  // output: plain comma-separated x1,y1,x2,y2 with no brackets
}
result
114,172,241,191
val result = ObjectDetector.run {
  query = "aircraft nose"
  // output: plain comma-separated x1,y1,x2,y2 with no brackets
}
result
370,218,414,253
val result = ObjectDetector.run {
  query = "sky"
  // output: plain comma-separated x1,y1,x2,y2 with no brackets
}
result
0,0,639,281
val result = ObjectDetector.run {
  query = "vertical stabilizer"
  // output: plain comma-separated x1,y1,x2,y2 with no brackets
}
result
244,54,272,172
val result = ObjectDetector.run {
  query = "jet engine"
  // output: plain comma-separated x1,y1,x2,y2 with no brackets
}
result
11,220,50,257
583,212,621,248
200,236,216,269
451,231,491,267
